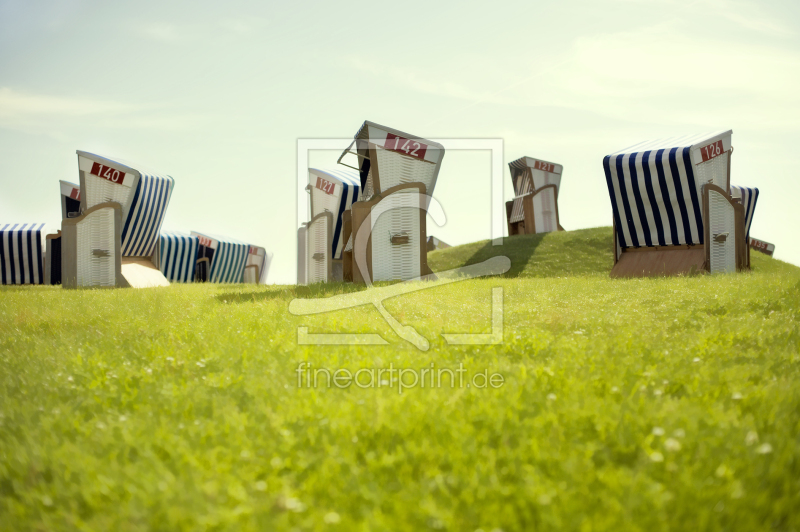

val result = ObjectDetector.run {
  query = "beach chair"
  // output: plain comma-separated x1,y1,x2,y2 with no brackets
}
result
338,121,445,283
155,231,199,283
61,151,174,288
243,245,272,284
190,232,249,283
603,130,745,277
506,157,564,236
60,180,82,219
305,168,360,282
0,223,46,285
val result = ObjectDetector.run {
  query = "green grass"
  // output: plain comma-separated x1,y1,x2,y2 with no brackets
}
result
1,227,799,531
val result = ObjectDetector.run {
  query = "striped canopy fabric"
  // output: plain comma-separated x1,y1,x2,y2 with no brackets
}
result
309,168,361,260
0,223,44,285
159,232,198,283
192,232,249,284
604,134,723,249
730,186,759,242
120,172,174,257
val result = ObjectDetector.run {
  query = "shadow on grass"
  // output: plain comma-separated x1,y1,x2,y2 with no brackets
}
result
215,281,371,305
461,233,545,278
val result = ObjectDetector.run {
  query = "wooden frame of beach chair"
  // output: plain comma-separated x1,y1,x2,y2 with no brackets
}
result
606,131,738,278
350,183,429,284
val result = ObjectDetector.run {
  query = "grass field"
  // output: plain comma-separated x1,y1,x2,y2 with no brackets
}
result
2,227,799,531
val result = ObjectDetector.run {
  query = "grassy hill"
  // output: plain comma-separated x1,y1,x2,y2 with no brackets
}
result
1,229,799,531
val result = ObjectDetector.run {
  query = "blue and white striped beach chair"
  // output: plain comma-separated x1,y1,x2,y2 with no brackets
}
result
61,151,175,288
190,231,249,284
603,130,746,277
156,231,199,283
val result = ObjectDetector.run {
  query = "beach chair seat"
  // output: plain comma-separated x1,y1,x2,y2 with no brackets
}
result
303,212,333,284
350,183,429,283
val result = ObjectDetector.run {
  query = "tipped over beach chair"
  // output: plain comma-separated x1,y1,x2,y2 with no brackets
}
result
155,231,199,283
191,231,249,283
506,157,564,236
61,151,174,288
603,130,746,277
338,121,445,283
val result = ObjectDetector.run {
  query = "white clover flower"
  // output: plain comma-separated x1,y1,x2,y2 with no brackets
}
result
664,438,681,452
650,452,664,462
745,431,759,446
652,427,665,436
756,443,773,454
546,393,557,401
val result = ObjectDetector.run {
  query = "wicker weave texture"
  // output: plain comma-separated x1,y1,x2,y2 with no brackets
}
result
76,207,116,287
708,189,736,274
371,190,421,282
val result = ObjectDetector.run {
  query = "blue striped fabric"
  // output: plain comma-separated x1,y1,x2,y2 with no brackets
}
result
0,223,44,285
195,233,249,283
159,231,198,283
604,140,708,249
310,168,361,260
121,173,175,257
731,186,759,242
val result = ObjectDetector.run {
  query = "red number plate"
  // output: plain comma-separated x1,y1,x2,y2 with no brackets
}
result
249,246,259,255
197,236,213,247
534,160,555,173
90,162,126,184
699,140,724,162
384,133,428,161
315,176,335,195
69,187,80,200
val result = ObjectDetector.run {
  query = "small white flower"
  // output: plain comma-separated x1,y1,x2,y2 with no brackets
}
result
546,393,557,401
673,429,686,438
692,357,701,363
42,496,53,506
756,443,773,454
119,415,127,422
650,452,664,462
745,431,759,446
537,494,552,505
610,386,619,393
324,512,341,524
664,438,681,452
254,480,267,491
196,362,205,368
284,497,305,512
654,390,663,396
652,427,665,436
67,376,73,382
731,392,742,400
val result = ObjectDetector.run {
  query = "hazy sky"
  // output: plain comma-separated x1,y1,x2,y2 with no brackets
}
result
1,0,798,283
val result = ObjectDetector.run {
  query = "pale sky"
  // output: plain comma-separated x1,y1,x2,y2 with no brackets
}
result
1,0,798,283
